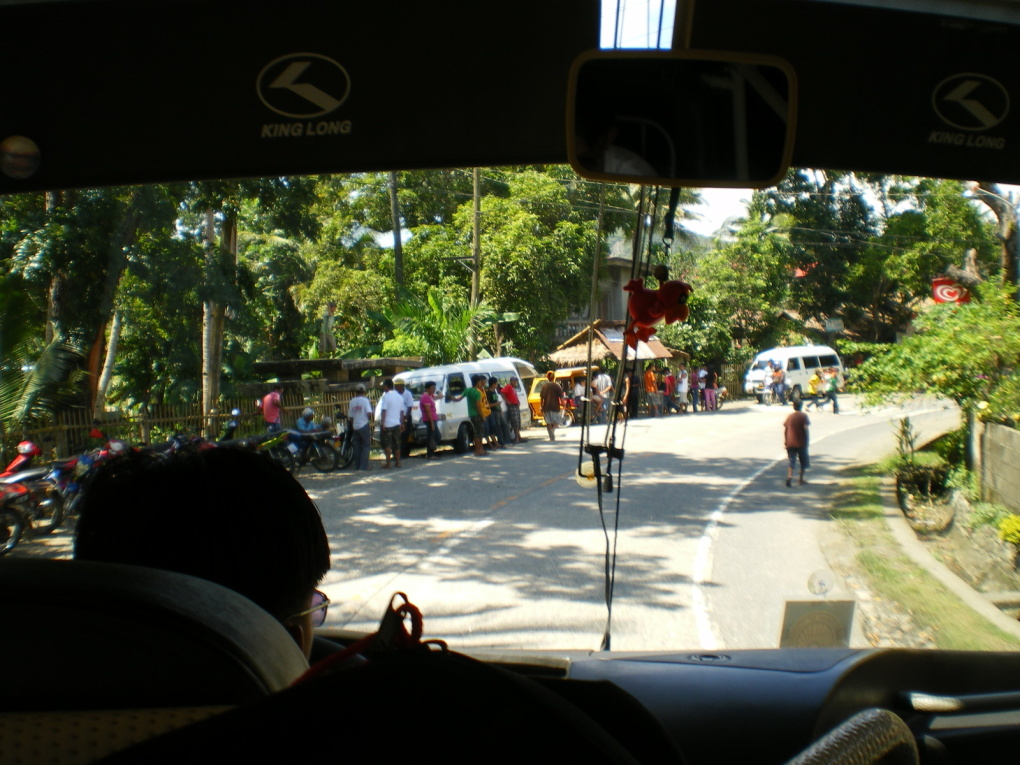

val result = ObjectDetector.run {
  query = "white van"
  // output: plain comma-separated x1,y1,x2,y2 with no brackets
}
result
397,357,537,452
743,345,842,403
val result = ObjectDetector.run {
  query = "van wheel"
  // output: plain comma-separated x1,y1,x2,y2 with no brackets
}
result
791,386,802,404
453,423,471,454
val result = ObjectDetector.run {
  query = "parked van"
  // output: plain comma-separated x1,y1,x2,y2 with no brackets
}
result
395,358,537,453
743,345,842,403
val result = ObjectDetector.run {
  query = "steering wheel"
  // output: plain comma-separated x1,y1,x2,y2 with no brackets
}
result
787,708,918,765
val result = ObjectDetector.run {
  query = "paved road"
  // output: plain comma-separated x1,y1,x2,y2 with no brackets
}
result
304,395,961,653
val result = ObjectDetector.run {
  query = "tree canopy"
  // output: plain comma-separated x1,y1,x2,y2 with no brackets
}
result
0,164,1012,441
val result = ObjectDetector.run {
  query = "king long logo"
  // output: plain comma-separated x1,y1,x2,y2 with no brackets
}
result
257,53,351,119
932,73,1009,131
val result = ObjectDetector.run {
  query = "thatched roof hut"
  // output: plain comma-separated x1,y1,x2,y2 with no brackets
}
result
548,320,676,366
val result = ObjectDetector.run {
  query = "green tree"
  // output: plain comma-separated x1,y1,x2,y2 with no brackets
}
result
695,221,792,351
849,281,1020,420
372,287,517,365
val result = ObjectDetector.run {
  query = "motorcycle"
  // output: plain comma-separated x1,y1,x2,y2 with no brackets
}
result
290,427,339,473
333,416,356,470
0,442,70,555
219,409,242,441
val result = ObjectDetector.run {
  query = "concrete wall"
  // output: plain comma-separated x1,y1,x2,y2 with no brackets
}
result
982,423,1020,511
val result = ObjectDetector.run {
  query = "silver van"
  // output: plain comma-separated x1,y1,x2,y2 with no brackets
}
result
744,345,842,403
398,358,537,452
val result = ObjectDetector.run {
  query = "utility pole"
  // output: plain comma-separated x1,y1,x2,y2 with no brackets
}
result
471,167,481,305
389,170,404,288
467,168,483,358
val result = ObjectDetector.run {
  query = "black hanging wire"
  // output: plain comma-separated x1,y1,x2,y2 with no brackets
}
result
578,184,668,651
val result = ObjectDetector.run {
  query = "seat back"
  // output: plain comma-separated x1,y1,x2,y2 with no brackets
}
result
0,558,308,712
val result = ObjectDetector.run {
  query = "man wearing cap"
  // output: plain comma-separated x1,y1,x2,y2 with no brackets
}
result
348,383,373,470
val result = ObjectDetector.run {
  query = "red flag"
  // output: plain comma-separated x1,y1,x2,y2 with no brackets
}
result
932,277,970,304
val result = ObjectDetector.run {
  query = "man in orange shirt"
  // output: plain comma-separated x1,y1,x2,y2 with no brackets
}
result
643,365,661,417
783,400,810,487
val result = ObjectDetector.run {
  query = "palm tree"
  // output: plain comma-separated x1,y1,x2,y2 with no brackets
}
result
372,287,518,365
0,278,84,456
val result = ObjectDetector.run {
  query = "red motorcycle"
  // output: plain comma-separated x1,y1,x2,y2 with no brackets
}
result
0,441,67,555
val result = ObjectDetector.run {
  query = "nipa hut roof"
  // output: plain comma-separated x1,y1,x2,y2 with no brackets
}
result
547,320,674,366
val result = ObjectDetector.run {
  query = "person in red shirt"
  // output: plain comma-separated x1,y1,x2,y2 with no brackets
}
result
783,400,810,487
501,377,526,444
261,384,284,432
419,381,440,460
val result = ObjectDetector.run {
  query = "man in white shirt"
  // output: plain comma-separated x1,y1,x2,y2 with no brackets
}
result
378,379,406,469
347,383,373,470
593,367,613,424
394,378,415,432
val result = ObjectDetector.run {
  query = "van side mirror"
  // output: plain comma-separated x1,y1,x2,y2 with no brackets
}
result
567,49,797,188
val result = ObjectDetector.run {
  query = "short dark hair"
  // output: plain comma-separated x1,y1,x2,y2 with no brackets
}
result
75,447,330,623
488,377,498,386
793,400,804,411
383,378,394,390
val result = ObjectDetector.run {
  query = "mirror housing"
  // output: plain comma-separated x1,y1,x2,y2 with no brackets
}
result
567,49,797,188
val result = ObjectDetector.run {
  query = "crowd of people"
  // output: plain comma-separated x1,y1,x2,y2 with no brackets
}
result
619,362,726,419
760,362,843,414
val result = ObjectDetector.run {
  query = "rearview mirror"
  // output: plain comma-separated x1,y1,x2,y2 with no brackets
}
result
567,50,797,188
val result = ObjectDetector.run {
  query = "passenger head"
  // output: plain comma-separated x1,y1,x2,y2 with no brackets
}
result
75,446,331,657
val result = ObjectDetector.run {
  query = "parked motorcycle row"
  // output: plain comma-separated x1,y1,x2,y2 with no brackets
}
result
0,411,356,557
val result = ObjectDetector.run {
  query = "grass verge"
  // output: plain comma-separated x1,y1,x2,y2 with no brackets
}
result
831,461,1020,651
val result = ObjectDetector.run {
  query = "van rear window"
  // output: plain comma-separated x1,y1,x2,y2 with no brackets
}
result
802,356,820,369
819,354,839,367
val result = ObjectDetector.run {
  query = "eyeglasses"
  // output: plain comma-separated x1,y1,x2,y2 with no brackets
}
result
287,589,330,627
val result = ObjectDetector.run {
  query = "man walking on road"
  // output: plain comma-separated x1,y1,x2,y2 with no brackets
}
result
784,400,810,487
539,370,563,442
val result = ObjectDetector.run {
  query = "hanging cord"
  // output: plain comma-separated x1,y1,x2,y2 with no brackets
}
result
590,185,665,651
576,185,605,472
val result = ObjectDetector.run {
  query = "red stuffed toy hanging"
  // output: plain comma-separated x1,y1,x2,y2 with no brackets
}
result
623,265,693,348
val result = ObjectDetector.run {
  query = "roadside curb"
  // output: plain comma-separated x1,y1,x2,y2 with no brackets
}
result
880,475,1020,640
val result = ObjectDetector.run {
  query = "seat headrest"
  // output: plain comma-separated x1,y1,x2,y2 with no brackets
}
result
0,559,308,712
